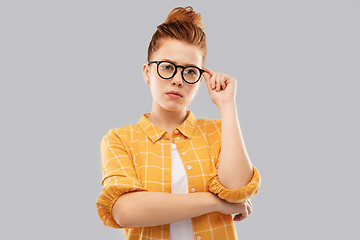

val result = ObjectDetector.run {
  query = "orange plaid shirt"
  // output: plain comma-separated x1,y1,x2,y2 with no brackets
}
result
96,110,261,239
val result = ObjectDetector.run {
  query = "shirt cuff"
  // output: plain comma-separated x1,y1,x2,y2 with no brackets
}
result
208,166,261,203
96,177,148,228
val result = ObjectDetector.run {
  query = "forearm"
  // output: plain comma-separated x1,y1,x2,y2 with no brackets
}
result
113,191,217,227
218,102,253,189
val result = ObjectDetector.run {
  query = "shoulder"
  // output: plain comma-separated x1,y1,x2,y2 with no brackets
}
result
103,120,141,137
196,118,222,135
101,124,136,147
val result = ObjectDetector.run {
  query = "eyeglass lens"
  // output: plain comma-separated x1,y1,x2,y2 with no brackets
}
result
158,62,201,83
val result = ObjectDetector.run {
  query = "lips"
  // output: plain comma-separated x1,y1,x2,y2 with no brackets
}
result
167,91,182,97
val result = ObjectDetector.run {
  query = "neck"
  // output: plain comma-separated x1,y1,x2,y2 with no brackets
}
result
147,106,188,133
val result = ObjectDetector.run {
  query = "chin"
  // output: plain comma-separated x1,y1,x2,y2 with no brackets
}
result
164,106,183,112
160,103,185,112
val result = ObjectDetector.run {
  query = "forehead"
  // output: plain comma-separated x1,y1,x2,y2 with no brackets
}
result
152,39,203,66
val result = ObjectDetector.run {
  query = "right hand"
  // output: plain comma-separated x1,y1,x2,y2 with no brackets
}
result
212,194,253,221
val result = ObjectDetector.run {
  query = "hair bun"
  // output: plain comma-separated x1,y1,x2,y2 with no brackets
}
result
164,6,205,30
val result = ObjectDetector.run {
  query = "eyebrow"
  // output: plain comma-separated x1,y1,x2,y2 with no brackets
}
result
161,58,200,68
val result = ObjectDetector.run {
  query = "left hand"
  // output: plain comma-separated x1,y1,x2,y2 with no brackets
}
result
202,66,237,107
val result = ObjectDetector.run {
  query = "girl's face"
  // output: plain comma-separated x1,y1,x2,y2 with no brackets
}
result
142,39,204,112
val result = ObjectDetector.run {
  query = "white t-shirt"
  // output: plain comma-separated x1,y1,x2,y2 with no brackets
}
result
170,142,195,240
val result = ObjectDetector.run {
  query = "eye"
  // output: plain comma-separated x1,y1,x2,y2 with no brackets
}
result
184,68,197,75
160,63,174,70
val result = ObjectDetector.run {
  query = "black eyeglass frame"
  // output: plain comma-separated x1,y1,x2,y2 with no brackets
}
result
148,60,205,84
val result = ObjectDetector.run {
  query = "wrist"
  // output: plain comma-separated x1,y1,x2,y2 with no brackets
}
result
206,192,220,212
218,101,237,116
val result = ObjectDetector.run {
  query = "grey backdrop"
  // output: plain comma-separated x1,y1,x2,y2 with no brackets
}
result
1,0,359,239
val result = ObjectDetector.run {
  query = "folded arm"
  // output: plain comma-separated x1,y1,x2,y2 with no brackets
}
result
113,191,216,228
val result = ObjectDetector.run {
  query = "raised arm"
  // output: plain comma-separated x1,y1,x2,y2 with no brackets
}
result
217,102,254,189
203,67,261,203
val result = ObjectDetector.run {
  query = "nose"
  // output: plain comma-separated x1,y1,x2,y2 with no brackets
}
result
171,66,184,86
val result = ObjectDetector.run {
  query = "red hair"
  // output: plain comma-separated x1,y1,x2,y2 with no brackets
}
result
147,6,207,65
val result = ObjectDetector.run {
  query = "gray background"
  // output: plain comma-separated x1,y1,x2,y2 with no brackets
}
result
1,0,359,239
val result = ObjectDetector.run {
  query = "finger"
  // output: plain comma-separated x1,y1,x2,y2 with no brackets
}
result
247,202,252,215
247,199,252,208
210,73,217,90
215,75,222,91
202,72,213,91
216,75,225,91
242,208,249,219
202,72,211,85
220,75,227,90
233,214,240,221
203,66,215,77
233,213,246,222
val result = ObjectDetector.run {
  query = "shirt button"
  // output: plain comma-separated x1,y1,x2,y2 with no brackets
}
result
191,188,196,192
182,152,186,155
187,165,192,170
175,130,179,134
197,236,201,240
176,137,180,140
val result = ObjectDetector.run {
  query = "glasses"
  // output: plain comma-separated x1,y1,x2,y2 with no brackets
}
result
148,60,205,84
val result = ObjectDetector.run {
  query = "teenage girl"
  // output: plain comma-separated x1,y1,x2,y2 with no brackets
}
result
96,6,261,240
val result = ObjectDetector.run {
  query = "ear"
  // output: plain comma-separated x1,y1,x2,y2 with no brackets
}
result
142,63,150,85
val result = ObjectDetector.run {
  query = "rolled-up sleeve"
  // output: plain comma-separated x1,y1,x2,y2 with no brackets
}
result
96,129,147,228
207,119,261,203
208,162,261,203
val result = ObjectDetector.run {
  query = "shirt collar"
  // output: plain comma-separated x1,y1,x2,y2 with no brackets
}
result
138,110,197,143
